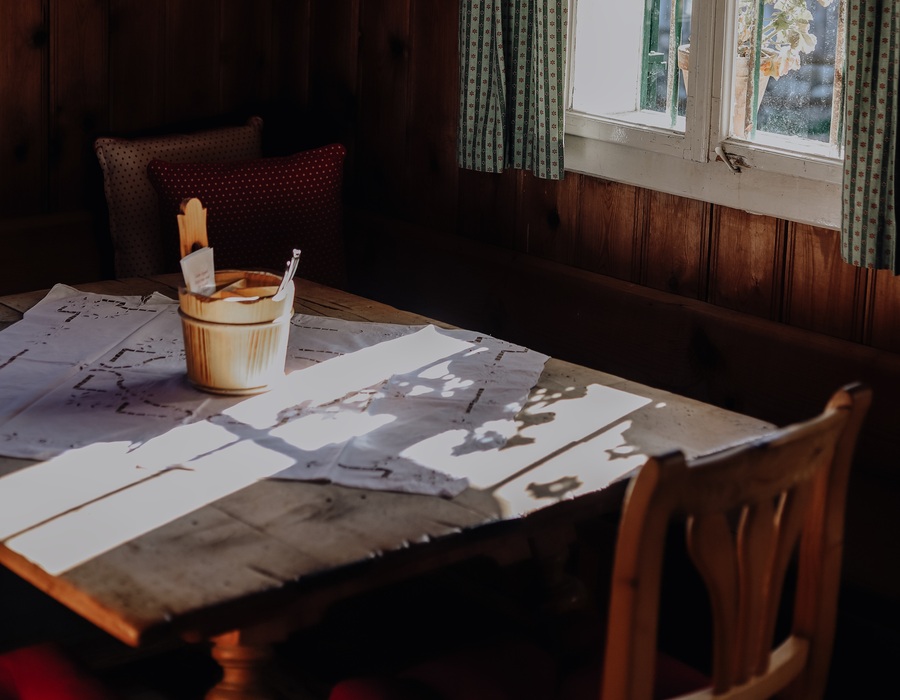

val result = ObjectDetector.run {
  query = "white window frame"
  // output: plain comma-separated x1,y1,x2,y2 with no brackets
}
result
564,0,843,230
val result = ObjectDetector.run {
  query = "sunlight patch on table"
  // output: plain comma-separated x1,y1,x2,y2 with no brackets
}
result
0,329,482,574
269,410,396,451
0,442,146,538
400,383,652,516
5,438,295,575
226,326,473,428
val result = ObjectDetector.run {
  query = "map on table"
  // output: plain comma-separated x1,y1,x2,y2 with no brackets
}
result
0,285,549,497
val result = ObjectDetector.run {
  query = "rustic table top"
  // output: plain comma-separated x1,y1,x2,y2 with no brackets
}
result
0,274,773,649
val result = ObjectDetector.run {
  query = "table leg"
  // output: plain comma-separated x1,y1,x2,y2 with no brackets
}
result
206,629,278,700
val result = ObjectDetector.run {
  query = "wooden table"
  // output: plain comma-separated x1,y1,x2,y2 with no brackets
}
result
0,275,773,698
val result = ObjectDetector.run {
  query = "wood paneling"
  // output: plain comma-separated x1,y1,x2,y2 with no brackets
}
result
356,0,410,213
574,177,642,282
50,0,107,211
0,0,47,215
406,0,459,232
867,269,900,353
642,191,709,299
708,206,783,319
0,213,101,295
219,0,277,116
308,0,355,150
456,168,519,248
108,0,165,132
517,172,581,264
783,223,866,341
164,0,221,122
254,0,312,156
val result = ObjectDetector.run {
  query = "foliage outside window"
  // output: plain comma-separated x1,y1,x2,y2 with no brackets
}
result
732,0,843,143
741,0,835,79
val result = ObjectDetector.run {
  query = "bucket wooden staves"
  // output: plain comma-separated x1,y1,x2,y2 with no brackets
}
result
178,270,294,395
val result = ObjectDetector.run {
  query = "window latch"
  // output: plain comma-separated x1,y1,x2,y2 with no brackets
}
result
715,145,741,174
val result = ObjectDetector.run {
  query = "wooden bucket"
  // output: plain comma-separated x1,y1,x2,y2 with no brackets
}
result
178,270,294,395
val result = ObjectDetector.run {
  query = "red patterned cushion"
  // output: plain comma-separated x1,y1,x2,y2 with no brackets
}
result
0,643,115,700
147,143,347,289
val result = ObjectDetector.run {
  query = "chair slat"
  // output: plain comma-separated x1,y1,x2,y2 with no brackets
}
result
602,383,870,700
735,497,776,684
687,511,738,692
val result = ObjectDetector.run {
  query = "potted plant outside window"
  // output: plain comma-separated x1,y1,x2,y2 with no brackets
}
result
678,0,836,136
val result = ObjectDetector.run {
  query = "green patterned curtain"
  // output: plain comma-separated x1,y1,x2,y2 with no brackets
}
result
841,1,899,270
458,0,568,180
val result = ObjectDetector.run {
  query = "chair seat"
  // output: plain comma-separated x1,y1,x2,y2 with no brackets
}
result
0,643,115,700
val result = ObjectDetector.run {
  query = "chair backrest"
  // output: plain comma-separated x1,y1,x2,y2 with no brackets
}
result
600,383,871,700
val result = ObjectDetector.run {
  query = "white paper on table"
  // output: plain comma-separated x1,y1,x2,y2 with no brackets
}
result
0,285,176,425
262,321,549,496
0,289,549,498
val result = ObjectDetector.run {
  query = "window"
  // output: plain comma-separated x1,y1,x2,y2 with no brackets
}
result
565,0,845,229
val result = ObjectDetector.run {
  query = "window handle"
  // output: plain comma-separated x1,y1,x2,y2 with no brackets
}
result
715,145,742,174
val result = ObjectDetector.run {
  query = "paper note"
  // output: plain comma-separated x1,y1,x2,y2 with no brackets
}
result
180,246,215,295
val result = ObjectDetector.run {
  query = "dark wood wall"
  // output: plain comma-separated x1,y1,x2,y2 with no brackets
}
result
1,0,898,617
0,0,314,288
3,0,897,349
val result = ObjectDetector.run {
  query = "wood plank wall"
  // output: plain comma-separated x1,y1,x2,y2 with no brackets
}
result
1,0,898,602
2,0,895,350
0,0,314,287
338,0,900,354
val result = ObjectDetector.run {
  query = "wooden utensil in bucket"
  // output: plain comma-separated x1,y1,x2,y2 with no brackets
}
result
178,197,209,258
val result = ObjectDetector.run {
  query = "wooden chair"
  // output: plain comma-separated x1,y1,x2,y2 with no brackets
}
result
601,382,870,699
328,383,871,700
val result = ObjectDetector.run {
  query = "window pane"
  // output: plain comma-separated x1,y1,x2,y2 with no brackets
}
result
645,0,693,123
731,0,842,145
570,0,692,130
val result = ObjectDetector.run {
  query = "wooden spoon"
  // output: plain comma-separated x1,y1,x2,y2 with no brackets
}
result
178,197,209,259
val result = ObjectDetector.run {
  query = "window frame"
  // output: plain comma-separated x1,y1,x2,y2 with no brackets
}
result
564,0,843,230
